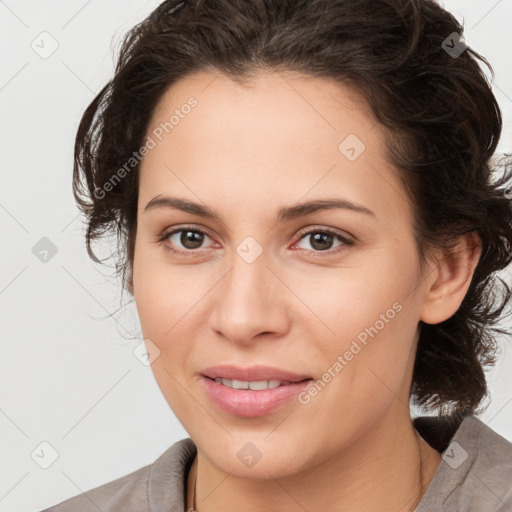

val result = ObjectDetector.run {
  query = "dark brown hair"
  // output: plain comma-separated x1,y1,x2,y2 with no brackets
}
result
73,0,512,416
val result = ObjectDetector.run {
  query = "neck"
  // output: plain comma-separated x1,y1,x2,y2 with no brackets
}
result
186,409,442,512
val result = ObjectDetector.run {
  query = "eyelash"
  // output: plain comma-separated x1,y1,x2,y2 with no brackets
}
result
156,225,355,257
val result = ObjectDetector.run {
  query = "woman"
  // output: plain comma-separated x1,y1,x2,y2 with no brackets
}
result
41,0,512,510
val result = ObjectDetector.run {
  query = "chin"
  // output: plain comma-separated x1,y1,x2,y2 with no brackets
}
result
196,432,315,480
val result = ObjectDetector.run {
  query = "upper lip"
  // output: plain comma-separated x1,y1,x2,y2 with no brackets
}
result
201,364,312,382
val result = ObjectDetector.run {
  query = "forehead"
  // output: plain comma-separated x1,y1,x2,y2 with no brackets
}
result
138,70,409,225
146,69,376,150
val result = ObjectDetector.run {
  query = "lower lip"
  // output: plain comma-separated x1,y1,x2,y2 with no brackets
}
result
201,376,312,417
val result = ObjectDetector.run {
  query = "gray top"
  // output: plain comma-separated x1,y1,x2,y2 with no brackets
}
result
40,414,512,512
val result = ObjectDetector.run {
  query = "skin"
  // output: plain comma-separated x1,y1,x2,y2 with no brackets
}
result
131,70,482,511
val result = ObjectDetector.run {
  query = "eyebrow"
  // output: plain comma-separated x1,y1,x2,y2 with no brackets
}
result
143,195,375,222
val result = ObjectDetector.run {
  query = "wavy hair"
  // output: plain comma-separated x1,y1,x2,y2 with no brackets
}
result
72,0,512,415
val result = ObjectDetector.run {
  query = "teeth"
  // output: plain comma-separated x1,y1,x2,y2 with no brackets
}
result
248,380,268,390
229,379,248,389
213,378,287,390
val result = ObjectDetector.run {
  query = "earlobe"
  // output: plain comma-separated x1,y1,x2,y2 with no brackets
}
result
420,232,482,325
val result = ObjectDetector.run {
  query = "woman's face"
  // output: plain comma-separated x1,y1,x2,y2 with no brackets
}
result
132,70,433,479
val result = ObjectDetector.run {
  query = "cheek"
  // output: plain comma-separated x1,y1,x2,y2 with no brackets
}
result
299,290,419,451
133,257,204,423
132,244,218,394
302,249,422,401
134,275,199,368
293,254,416,348
132,247,191,392
132,240,206,340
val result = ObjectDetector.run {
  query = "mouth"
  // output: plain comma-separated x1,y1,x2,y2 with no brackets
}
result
200,364,312,383
205,376,311,390
199,365,313,417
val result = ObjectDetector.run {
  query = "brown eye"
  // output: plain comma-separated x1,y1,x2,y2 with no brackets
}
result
294,227,354,255
305,232,336,251
174,229,205,250
159,227,214,254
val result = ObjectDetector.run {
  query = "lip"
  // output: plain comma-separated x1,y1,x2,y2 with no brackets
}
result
200,365,313,417
201,364,311,382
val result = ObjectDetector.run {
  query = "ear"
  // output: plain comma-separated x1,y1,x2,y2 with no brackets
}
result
420,232,482,325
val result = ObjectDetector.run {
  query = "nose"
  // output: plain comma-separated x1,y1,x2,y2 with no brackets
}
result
207,248,290,346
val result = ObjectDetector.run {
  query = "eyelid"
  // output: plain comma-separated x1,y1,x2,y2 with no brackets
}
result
157,224,355,255
157,224,217,247
290,225,355,256
294,225,355,244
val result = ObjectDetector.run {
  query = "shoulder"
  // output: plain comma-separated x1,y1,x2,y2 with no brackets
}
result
38,464,151,512
38,438,197,512
415,414,512,512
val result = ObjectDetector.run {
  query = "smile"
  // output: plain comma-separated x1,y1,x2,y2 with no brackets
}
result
212,378,293,390
202,376,312,417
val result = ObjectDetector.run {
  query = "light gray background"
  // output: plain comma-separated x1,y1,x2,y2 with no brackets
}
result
1,1,511,511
